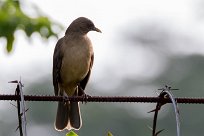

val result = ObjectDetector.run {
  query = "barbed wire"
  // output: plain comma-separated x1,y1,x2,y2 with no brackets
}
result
2,81,204,136
2,81,203,104
150,85,180,136
1,94,204,104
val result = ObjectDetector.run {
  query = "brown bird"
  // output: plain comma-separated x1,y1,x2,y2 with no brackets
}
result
52,17,101,131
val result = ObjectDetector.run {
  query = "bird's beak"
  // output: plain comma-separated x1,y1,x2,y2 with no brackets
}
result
93,27,102,33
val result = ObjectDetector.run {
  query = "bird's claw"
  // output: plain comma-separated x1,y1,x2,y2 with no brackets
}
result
78,86,91,103
62,96,69,104
81,93,91,104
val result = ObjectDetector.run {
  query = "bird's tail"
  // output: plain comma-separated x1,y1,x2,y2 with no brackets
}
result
55,96,82,130
69,101,82,130
55,101,69,131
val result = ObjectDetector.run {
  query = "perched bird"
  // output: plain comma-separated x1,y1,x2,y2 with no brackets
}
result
52,17,101,131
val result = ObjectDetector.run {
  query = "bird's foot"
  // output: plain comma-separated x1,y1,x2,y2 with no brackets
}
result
62,95,69,104
80,93,91,104
78,86,91,103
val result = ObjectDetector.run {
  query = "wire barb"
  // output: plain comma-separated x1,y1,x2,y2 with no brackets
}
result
14,81,27,136
151,85,180,136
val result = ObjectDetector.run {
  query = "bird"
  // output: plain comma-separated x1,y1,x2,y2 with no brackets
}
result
52,17,101,131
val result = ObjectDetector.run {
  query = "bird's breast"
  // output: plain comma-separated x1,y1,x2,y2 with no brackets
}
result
60,36,93,85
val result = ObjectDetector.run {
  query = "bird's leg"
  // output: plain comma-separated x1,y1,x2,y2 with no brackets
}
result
78,86,85,96
61,91,69,104
78,86,91,103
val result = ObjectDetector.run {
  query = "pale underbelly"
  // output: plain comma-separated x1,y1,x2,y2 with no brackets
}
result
60,55,90,85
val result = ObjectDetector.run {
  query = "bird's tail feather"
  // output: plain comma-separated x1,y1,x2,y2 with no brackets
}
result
55,101,69,131
68,102,82,130
55,101,82,131
55,87,82,131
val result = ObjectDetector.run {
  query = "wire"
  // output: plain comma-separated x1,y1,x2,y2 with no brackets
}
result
0,94,204,104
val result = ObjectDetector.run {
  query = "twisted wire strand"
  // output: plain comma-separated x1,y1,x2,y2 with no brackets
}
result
0,94,204,104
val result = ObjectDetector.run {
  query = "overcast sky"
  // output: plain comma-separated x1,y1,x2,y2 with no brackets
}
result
0,0,203,94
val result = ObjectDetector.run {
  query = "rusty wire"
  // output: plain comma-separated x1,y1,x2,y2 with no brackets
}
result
2,82,204,136
0,94,204,104
15,84,23,136
150,85,180,136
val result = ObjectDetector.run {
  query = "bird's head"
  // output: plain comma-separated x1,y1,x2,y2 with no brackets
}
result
65,17,102,35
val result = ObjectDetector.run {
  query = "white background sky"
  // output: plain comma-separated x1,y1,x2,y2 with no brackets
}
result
0,0,204,93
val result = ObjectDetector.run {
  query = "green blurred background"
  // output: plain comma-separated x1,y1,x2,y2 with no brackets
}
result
1,0,204,135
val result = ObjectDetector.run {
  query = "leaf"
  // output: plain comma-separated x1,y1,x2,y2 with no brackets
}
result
107,131,113,136
66,131,78,136
6,34,14,52
0,0,62,53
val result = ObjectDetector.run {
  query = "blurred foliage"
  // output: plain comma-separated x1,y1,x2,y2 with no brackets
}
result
66,131,78,136
0,0,62,52
107,131,113,136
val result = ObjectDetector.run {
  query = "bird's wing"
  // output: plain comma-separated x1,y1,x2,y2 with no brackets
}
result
53,38,64,96
79,54,94,91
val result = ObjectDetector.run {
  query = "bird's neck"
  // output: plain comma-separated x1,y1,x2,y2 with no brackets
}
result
65,32,88,40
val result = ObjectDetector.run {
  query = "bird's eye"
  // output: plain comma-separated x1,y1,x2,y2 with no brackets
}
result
87,23,93,29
